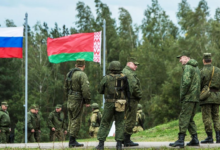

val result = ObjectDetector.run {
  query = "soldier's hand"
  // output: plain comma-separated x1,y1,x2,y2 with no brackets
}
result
31,129,35,132
9,128,11,132
85,104,90,107
52,127,55,131
38,130,41,133
64,130,67,135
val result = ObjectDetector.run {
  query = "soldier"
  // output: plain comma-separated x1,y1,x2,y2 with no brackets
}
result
169,51,200,148
65,59,91,147
200,53,220,143
0,102,11,143
95,61,126,150
89,103,102,138
34,105,41,142
122,57,142,147
133,104,145,133
48,104,67,141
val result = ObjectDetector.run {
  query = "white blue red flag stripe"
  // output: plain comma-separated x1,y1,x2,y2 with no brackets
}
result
0,27,23,58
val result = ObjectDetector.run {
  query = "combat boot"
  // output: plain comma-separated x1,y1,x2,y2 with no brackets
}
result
186,134,199,146
116,141,122,150
216,131,220,143
124,133,139,147
201,132,214,144
69,136,84,147
169,133,185,148
95,140,104,150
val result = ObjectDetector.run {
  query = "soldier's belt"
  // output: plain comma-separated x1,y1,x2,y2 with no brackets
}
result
105,99,117,102
69,91,82,95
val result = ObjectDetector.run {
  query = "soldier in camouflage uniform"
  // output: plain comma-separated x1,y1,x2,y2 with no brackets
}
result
200,53,220,143
34,105,41,142
169,51,200,148
122,57,142,147
95,61,126,150
65,59,91,147
133,104,145,133
89,103,102,138
48,104,67,141
0,102,11,143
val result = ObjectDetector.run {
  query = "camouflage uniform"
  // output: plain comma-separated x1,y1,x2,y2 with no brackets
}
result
65,59,90,147
89,103,102,138
133,104,145,133
200,53,220,143
34,106,41,142
48,104,67,141
0,102,11,143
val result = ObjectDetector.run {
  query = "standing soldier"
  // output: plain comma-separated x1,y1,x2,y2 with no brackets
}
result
89,103,102,138
200,53,220,143
0,102,11,143
169,51,200,148
65,59,91,147
48,104,67,141
95,61,126,150
133,104,145,133
34,105,41,142
122,57,142,147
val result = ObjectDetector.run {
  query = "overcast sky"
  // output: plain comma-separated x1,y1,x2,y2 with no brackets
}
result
0,0,219,29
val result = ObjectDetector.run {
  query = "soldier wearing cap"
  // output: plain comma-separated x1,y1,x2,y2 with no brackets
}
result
89,103,102,138
48,104,67,141
34,105,41,142
122,57,142,147
200,53,220,144
169,51,200,148
0,102,11,143
65,59,91,147
133,104,145,133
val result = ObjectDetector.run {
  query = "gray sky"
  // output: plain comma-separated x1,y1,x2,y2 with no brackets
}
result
0,0,219,29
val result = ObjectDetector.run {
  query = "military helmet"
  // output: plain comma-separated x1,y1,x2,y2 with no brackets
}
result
108,61,121,71
137,104,142,110
91,103,99,109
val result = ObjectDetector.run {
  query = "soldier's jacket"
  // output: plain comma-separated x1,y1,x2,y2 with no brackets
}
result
180,59,201,103
0,107,10,128
34,113,40,130
27,112,36,131
200,64,220,105
135,110,145,127
65,68,90,103
90,109,102,127
122,66,142,100
48,111,67,130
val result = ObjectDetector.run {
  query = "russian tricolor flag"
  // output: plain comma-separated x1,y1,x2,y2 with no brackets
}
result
0,27,23,58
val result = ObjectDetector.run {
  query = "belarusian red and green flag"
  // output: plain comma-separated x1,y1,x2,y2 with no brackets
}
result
47,31,101,63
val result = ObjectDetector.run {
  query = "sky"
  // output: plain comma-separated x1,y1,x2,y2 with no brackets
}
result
0,0,219,29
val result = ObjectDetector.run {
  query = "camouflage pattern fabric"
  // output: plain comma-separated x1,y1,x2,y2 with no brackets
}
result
201,104,220,132
179,102,197,135
200,64,220,105
34,113,40,142
133,109,145,133
50,129,65,141
0,107,10,143
48,110,67,130
65,68,90,138
180,59,201,102
89,109,101,138
122,66,142,135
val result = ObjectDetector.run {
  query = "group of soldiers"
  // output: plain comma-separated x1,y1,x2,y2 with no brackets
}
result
0,51,219,149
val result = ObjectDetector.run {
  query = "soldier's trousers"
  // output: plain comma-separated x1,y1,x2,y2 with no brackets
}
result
179,102,197,135
22,132,35,143
67,99,83,138
97,102,124,141
0,127,10,143
50,130,65,141
34,131,41,142
201,104,220,132
124,100,138,135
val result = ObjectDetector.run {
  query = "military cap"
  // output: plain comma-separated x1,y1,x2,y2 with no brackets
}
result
91,103,99,109
137,104,142,110
55,104,62,109
1,102,8,106
203,53,211,59
76,59,85,67
33,104,39,110
176,50,190,58
29,105,36,110
127,57,139,65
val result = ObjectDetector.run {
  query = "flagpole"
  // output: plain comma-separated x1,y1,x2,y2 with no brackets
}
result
102,19,106,108
24,13,28,144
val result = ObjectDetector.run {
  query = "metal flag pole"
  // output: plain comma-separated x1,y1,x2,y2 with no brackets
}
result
24,13,28,144
102,19,106,108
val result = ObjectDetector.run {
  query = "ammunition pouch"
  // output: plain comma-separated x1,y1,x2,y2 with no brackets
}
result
200,85,211,101
115,99,126,112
